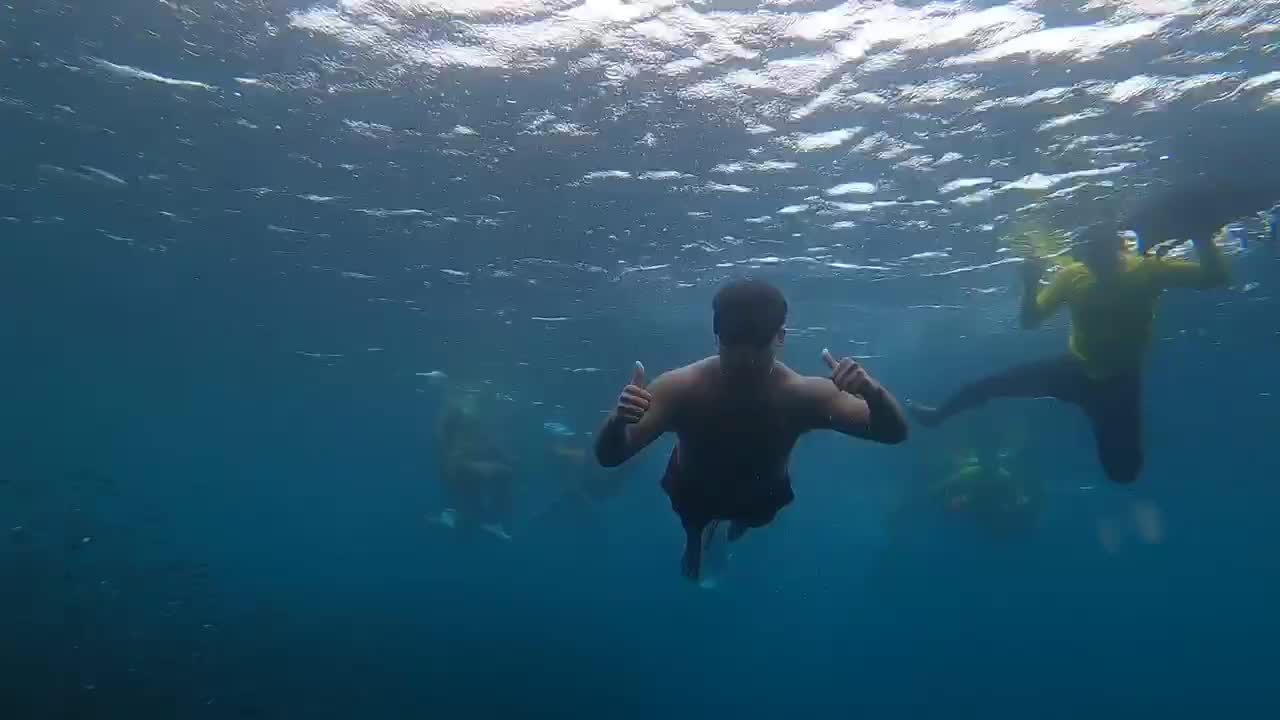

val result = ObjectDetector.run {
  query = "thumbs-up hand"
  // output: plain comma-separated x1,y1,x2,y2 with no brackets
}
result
615,361,652,424
822,348,875,397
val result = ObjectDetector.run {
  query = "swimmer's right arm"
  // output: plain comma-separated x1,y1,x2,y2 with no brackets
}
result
1020,258,1071,329
595,362,676,467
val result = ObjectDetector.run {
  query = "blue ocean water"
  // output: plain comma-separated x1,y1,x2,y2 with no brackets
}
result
3,0,1280,717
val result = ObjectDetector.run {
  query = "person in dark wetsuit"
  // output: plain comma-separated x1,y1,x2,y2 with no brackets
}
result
593,278,909,581
910,223,1229,484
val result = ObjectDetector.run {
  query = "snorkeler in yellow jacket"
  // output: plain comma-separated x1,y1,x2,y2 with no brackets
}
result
436,392,515,539
931,447,1043,538
911,223,1229,484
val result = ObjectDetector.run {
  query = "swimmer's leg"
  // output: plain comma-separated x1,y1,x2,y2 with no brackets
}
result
703,520,723,550
1082,374,1144,484
436,472,466,529
911,354,1086,427
492,471,514,532
681,526,703,581
452,488,485,531
476,468,515,539
699,522,730,588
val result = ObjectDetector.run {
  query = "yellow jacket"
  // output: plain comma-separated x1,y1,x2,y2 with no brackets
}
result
1026,241,1228,378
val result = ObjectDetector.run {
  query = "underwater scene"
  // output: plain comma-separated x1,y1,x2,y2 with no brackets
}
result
3,0,1280,717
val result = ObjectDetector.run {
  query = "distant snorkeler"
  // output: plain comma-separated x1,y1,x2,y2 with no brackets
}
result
593,278,909,582
910,222,1229,484
928,447,1043,540
889,412,1041,543
434,390,515,540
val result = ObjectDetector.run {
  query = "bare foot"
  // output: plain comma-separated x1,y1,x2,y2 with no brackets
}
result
430,508,458,529
1133,501,1164,545
481,523,513,541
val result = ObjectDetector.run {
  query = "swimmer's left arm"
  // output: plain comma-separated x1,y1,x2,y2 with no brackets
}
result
1149,230,1230,289
808,353,911,443
817,384,909,444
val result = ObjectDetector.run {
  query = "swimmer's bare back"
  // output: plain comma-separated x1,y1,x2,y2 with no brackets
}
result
594,350,908,579
663,359,813,479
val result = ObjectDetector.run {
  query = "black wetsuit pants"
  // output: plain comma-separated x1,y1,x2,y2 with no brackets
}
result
931,354,1143,484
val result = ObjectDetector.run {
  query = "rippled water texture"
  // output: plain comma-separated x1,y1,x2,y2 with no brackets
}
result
5,0,1279,291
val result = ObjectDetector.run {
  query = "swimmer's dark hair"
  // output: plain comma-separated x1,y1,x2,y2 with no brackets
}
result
1074,222,1124,265
712,278,787,346
1075,222,1122,248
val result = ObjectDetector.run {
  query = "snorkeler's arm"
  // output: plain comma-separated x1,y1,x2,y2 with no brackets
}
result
594,371,679,467
1147,229,1230,289
1020,260,1073,329
804,376,908,445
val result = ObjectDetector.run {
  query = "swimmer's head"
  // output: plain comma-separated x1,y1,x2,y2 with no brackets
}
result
1075,223,1126,276
713,278,787,380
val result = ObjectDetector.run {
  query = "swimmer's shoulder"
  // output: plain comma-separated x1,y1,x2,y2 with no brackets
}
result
661,357,717,389
771,363,845,425
773,362,826,400
650,358,717,420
